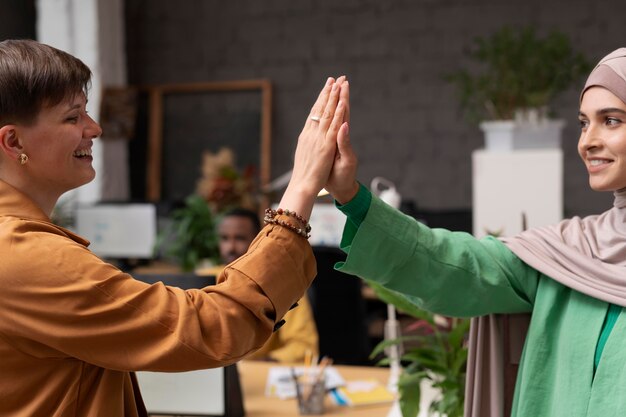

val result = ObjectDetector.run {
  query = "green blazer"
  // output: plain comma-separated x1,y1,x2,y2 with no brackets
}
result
336,192,626,417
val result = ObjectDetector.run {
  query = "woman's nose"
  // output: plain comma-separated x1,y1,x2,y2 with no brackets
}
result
85,114,103,138
579,124,602,152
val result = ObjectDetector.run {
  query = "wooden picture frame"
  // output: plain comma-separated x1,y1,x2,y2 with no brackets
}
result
139,80,272,204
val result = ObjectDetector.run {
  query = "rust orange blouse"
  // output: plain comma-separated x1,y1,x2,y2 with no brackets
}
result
0,180,316,416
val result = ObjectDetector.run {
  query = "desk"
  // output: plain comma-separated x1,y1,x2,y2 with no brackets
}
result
238,361,394,416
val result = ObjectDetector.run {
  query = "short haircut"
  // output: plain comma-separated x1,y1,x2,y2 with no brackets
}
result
221,207,261,234
0,39,92,127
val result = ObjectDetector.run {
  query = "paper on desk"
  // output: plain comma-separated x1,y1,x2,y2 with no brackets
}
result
333,379,395,406
265,366,345,399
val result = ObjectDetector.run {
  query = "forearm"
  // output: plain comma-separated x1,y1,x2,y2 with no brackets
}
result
278,185,317,223
336,194,539,317
4,223,316,372
121,223,315,369
335,182,372,250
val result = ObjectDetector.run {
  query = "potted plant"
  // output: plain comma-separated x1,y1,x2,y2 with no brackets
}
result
156,194,220,272
155,147,259,272
196,147,258,213
368,281,470,417
446,26,591,150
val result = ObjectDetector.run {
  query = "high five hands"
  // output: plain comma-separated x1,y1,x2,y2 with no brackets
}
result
323,77,359,205
279,76,359,221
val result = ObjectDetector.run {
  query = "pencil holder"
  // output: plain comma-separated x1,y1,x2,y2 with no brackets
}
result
296,373,325,415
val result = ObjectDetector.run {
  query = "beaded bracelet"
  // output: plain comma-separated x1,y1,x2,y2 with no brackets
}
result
264,208,312,239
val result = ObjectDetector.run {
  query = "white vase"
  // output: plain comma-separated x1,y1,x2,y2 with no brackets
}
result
479,118,565,151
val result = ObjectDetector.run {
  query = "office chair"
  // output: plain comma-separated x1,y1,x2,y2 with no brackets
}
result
308,246,371,366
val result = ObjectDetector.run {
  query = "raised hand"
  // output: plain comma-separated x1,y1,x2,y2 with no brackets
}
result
278,76,348,220
325,80,359,205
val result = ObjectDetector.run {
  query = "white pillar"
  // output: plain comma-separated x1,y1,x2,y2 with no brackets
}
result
96,0,130,201
36,0,128,204
472,149,563,238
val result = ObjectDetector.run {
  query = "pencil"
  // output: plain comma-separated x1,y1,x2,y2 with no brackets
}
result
302,356,333,403
291,367,302,404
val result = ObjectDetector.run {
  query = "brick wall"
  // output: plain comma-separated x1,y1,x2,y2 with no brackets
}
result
0,0,36,41
125,0,622,217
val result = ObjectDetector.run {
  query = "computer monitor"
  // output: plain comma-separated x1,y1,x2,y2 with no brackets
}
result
74,203,157,259
136,369,226,415
308,203,345,247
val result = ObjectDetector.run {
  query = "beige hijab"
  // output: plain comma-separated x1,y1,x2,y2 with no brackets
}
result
503,189,626,306
503,47,626,304
464,47,626,417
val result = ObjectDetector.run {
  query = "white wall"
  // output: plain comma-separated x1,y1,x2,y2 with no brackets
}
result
36,0,129,204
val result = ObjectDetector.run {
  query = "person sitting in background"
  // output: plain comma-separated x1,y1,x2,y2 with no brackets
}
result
217,207,263,265
217,207,319,363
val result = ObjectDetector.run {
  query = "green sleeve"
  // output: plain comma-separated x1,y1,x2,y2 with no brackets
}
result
334,183,372,251
335,193,540,318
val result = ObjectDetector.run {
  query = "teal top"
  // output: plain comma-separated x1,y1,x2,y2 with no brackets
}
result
335,185,626,417
595,303,622,373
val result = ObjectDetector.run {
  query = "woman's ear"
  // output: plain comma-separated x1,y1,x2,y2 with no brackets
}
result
0,125,24,162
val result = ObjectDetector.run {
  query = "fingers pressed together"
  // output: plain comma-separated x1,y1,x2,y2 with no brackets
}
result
278,76,354,220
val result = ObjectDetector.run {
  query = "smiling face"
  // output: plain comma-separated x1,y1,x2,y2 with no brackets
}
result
578,87,626,192
15,93,102,199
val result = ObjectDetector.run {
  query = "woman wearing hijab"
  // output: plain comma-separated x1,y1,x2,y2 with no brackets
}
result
0,39,347,416
319,48,626,417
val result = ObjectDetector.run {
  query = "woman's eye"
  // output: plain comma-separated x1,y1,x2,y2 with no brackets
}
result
66,116,79,123
579,119,589,129
606,117,621,126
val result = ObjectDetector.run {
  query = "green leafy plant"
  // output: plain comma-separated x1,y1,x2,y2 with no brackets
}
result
156,194,220,272
446,26,591,122
368,281,470,417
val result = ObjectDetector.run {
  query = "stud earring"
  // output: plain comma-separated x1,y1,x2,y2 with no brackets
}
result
18,153,28,165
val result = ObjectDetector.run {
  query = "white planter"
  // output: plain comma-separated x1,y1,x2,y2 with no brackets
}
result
479,119,565,151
